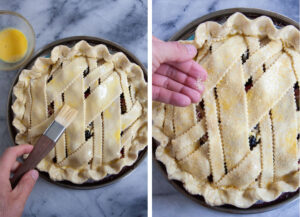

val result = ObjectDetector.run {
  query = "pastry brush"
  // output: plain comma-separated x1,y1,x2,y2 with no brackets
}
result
10,105,78,188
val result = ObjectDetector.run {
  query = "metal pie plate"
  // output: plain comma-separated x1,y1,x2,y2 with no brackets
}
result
7,36,147,189
153,8,299,213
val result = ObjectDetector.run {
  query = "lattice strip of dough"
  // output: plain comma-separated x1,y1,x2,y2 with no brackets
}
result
163,105,175,138
245,36,260,54
171,120,205,160
29,74,48,158
173,105,198,161
285,47,300,82
247,53,296,129
204,90,225,182
23,87,31,128
216,60,249,171
64,66,86,154
121,101,142,131
28,116,53,138
259,114,274,187
49,58,63,76
29,75,48,160
59,139,93,167
243,41,282,81
174,105,196,136
86,57,98,92
92,115,103,169
244,36,263,82
257,52,282,184
84,62,114,90
197,49,211,66
30,75,47,127
217,147,261,189
87,57,97,70
202,35,247,94
178,142,210,180
211,40,224,52
121,118,143,154
246,38,280,187
129,83,136,104
103,97,121,163
152,102,165,128
87,58,101,93
54,96,66,162
195,42,210,63
46,57,87,102
271,88,298,178
117,70,133,111
121,118,143,145
243,38,280,186
86,57,107,178
84,72,121,126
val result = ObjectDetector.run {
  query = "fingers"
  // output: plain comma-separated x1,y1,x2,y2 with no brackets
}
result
156,64,205,92
153,73,202,103
0,145,33,179
153,37,197,65
153,85,191,107
13,170,38,204
169,60,207,81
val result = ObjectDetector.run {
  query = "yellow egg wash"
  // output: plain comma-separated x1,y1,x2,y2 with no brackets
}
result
0,28,28,63
114,129,121,142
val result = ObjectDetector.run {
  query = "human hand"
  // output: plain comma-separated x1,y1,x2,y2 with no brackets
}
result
0,145,39,217
152,36,207,106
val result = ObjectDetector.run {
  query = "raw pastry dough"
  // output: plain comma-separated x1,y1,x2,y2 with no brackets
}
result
12,41,147,184
153,12,299,208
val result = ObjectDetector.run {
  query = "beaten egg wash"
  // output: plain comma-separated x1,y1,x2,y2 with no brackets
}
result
0,28,28,63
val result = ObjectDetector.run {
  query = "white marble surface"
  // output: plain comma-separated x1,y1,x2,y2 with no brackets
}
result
0,0,147,217
152,0,299,217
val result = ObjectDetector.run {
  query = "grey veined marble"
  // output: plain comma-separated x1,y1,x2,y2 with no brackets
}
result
152,0,299,217
0,0,147,217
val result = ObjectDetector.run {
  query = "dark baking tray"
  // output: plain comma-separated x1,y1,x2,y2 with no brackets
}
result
154,8,299,214
7,36,147,189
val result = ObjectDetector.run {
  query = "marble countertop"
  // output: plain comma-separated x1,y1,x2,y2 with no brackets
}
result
0,0,147,217
152,0,299,217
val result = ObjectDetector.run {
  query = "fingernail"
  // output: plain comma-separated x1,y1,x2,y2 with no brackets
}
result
30,170,39,181
184,44,197,55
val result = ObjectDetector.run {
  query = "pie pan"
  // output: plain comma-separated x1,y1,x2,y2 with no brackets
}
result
7,36,147,189
153,8,299,213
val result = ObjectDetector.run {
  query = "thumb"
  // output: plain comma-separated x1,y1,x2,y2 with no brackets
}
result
153,38,197,64
13,170,38,204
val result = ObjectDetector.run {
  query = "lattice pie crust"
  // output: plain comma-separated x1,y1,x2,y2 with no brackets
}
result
153,13,299,208
12,41,147,184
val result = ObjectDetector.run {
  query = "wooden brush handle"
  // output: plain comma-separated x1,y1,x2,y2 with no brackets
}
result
10,135,55,189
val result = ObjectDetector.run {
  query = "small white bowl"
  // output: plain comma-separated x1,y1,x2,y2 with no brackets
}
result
0,10,35,71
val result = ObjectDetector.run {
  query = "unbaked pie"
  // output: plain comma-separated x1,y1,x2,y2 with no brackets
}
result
12,40,147,184
153,12,299,208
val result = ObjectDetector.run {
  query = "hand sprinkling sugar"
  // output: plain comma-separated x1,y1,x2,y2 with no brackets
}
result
152,36,207,107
